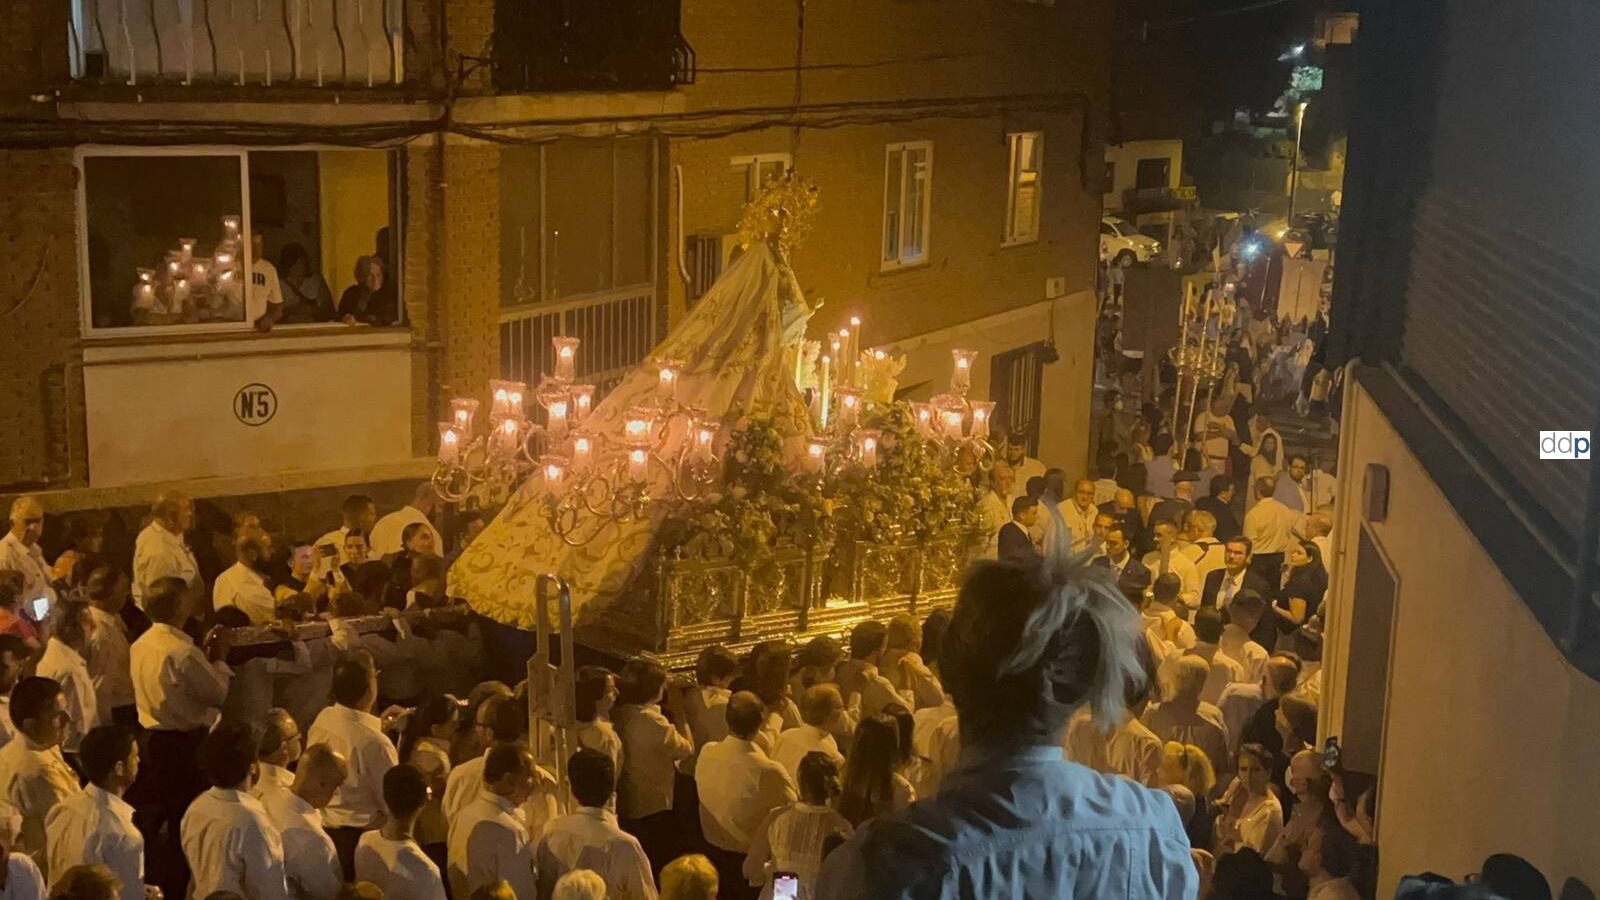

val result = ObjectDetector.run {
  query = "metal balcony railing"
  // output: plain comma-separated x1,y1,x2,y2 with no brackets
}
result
499,286,656,400
491,0,695,93
70,0,404,87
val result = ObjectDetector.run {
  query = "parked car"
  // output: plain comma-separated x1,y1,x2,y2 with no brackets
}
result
1100,217,1162,267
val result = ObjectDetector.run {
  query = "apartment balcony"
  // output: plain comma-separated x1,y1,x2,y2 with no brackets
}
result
69,0,404,89
491,0,695,93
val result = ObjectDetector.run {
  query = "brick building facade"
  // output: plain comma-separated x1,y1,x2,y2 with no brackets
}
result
0,0,1112,536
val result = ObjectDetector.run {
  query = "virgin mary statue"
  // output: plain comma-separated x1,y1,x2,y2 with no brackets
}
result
448,176,822,630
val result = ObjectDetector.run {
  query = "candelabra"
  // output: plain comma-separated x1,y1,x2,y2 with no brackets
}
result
131,215,244,320
433,338,723,546
1168,280,1238,464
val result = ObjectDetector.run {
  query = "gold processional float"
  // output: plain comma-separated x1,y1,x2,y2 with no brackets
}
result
436,173,998,669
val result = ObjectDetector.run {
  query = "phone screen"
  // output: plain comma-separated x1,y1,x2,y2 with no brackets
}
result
772,874,800,900
30,598,49,621
1321,735,1341,771
319,544,339,558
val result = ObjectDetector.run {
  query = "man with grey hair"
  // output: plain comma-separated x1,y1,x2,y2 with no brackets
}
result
1140,655,1231,777
1305,512,1334,574
132,491,199,609
0,496,54,614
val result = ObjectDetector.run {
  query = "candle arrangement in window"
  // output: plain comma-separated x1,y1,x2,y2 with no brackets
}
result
129,215,246,326
433,337,722,545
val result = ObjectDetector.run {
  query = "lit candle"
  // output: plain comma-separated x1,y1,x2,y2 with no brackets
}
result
437,424,461,464
970,401,995,440
872,348,888,362
572,435,593,471
221,215,242,235
837,387,862,428
940,408,964,439
838,328,852,386
624,407,655,445
172,278,190,304
657,360,679,403
848,316,862,384
571,385,595,422
828,336,843,376
628,447,650,482
541,455,567,491
489,380,527,418
857,429,881,469
137,268,154,284
693,422,719,460
189,258,211,285
950,349,978,394
553,337,581,382
818,356,832,428
178,238,197,262
451,398,479,432
497,417,521,453
547,396,570,441
805,439,827,474
911,402,933,434
214,251,234,270
166,256,182,277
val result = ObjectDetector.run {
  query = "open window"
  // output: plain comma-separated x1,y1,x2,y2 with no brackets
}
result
78,147,401,335
882,141,933,270
1004,131,1043,246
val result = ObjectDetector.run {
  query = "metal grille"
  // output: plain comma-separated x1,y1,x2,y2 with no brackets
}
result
71,0,403,86
990,342,1047,454
685,234,724,302
499,287,655,398
1401,190,1600,541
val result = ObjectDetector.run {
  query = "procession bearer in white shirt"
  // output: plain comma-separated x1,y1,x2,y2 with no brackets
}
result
180,723,289,900
257,743,348,900
213,532,278,626
128,576,233,900
0,678,83,880
0,497,54,619
536,748,658,900
448,743,540,900
696,692,798,890
45,725,146,900
307,651,399,879
131,492,199,610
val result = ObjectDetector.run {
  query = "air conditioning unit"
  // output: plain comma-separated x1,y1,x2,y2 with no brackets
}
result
686,233,740,302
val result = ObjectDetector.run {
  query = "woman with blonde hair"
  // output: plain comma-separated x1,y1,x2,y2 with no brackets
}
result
1160,741,1217,850
660,853,719,900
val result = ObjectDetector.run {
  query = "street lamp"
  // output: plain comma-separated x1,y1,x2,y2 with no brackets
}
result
1287,101,1309,223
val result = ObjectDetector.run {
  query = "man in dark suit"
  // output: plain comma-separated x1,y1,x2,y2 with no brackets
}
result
1090,525,1148,586
1098,489,1144,556
1194,473,1242,541
1201,536,1272,612
997,496,1042,565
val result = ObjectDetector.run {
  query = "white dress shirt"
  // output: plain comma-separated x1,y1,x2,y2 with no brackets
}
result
0,535,55,613
85,607,135,719
978,492,1009,558
696,736,797,853
355,831,445,900
306,704,398,829
44,785,144,900
1185,538,1228,583
367,507,442,559
882,650,943,712
259,789,342,900
1217,683,1266,750
1141,549,1201,607
1141,701,1231,775
0,739,82,875
312,527,351,582
1243,496,1302,555
575,719,624,777
34,639,96,753
535,807,657,900
442,752,560,846
687,686,731,751
1057,500,1099,555
130,623,232,732
448,792,537,900
131,522,198,607
180,787,289,900
214,563,278,625
0,855,44,900
1212,568,1253,610
251,763,294,808
771,725,843,784
1307,877,1362,900
277,637,337,733
1187,644,1246,707
1062,710,1164,788
747,802,855,900
834,661,908,720
614,703,694,819
1218,624,1269,685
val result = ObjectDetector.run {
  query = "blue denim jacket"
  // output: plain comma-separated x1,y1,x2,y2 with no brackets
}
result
815,744,1198,900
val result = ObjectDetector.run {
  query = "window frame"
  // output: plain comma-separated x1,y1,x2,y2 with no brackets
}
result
731,152,793,203
74,144,403,340
1002,131,1044,247
881,140,934,271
